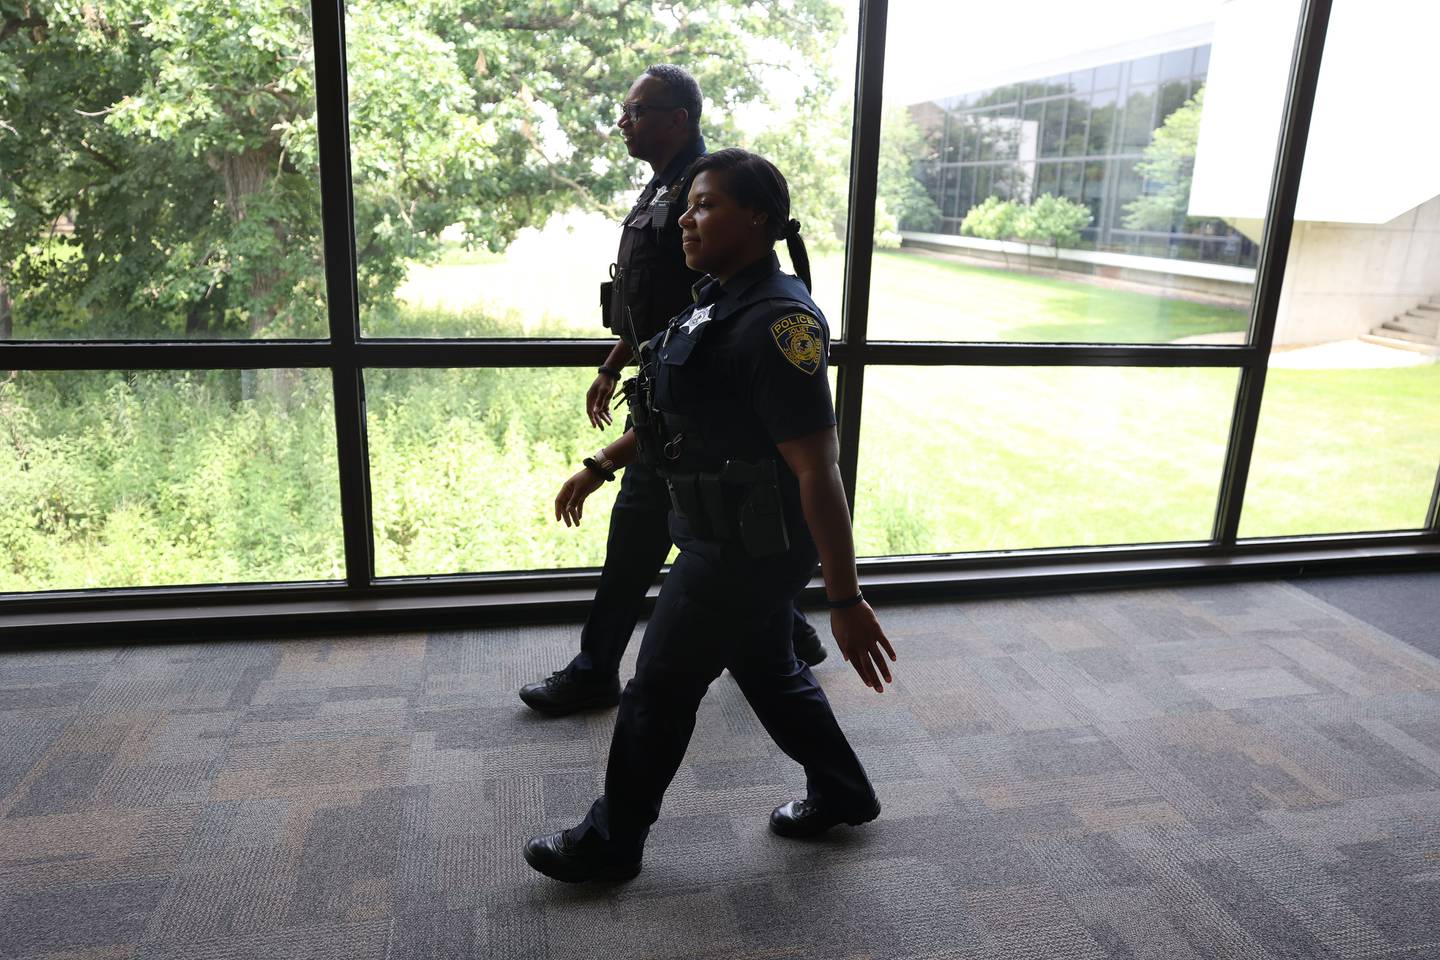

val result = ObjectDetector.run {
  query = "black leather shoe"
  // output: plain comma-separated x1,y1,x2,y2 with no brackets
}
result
792,622,828,666
518,666,621,717
769,796,880,839
523,830,641,883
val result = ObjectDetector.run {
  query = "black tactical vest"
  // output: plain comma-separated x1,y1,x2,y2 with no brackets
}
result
601,138,706,349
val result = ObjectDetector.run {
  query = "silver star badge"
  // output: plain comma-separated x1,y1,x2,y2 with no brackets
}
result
680,305,713,335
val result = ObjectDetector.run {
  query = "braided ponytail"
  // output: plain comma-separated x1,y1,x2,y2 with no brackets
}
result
782,218,812,293
688,148,813,291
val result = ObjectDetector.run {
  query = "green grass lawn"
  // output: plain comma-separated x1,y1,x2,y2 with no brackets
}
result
398,239,1249,343
852,365,1439,556
859,250,1248,343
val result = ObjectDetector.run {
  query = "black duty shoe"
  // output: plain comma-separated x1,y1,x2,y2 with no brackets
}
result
769,797,881,839
523,830,642,883
518,666,621,717
792,622,828,666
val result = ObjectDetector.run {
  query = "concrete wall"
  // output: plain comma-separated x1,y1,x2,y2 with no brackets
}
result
1271,194,1440,345
900,231,1255,305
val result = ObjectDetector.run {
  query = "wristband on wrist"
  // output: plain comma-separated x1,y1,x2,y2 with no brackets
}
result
597,365,622,380
582,450,617,482
825,592,865,610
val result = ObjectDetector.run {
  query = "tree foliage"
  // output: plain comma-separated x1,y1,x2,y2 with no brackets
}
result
0,0,849,338
1123,85,1204,233
959,196,1021,243
1017,193,1092,253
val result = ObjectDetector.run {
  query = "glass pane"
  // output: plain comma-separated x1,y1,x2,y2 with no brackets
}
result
350,4,858,339
1241,1,1440,537
1129,54,1162,86
1040,100,1066,159
1159,80,1192,125
1120,85,1158,152
876,1,1283,341
1161,48,1196,81
1,4,327,339
1087,89,1119,155
945,112,965,162
0,370,342,591
1036,162,1061,198
853,367,1238,555
1062,100,1091,158
368,366,838,576
368,368,622,576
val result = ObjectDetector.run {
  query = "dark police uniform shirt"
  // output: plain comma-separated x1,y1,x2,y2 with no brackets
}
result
613,135,707,344
647,251,834,549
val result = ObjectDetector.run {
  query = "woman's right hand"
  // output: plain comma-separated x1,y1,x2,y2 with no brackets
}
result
586,374,617,429
554,468,605,527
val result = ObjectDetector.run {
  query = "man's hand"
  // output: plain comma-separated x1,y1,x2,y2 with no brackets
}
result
830,602,897,693
554,468,606,527
586,374,617,429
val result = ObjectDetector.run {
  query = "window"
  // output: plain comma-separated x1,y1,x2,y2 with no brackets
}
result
1120,85,1158,152
854,367,1238,554
1041,100,1067,159
1129,54,1162,86
1062,100,1091,158
0,370,343,591
345,4,859,341
1,4,328,341
1241,1,1440,537
1161,48,1196,82
1088,89,1119,155
4,0,1432,624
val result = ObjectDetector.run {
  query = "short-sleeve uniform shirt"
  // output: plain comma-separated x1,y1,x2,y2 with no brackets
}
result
647,251,834,545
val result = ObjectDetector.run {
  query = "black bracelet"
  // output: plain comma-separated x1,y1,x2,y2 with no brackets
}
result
597,365,622,380
825,592,865,609
582,457,616,482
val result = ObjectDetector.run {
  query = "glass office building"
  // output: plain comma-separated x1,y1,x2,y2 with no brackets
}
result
908,43,1259,267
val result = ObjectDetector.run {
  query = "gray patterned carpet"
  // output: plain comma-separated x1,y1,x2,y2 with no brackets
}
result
3,577,1440,960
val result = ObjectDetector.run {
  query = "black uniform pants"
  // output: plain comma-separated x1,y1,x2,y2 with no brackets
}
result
570,457,817,679
571,527,876,859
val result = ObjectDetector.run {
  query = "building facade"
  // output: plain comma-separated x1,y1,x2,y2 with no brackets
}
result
909,40,1259,267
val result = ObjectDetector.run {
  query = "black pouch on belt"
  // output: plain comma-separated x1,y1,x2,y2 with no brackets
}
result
723,459,790,558
600,279,614,331
666,473,715,539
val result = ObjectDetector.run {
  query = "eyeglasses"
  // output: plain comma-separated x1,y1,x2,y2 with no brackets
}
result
618,100,681,123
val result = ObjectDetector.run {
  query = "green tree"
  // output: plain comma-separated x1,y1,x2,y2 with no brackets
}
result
1016,193,1092,270
0,0,846,339
960,195,1022,267
878,105,940,233
1123,85,1205,233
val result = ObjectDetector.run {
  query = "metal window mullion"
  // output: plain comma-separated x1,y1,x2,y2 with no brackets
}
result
835,0,889,516
1212,0,1333,546
0,341,332,369
1425,457,1440,533
832,341,1263,368
310,0,372,588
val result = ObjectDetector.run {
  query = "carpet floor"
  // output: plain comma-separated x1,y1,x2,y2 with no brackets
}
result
2,576,1439,959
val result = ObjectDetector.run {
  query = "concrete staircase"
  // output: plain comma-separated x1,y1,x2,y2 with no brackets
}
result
1362,294,1440,354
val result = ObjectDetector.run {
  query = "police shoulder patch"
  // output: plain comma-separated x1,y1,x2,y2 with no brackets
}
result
769,313,824,375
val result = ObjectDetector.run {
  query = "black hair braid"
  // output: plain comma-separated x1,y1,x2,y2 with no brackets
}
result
689,148,814,292
784,220,812,293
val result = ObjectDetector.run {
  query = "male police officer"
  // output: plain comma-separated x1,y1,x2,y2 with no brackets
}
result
519,65,826,716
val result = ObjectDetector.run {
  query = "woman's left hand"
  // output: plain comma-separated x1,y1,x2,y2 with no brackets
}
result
830,602,897,693
554,468,605,527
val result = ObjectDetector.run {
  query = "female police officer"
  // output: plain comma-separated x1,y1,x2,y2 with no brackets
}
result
526,148,897,883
